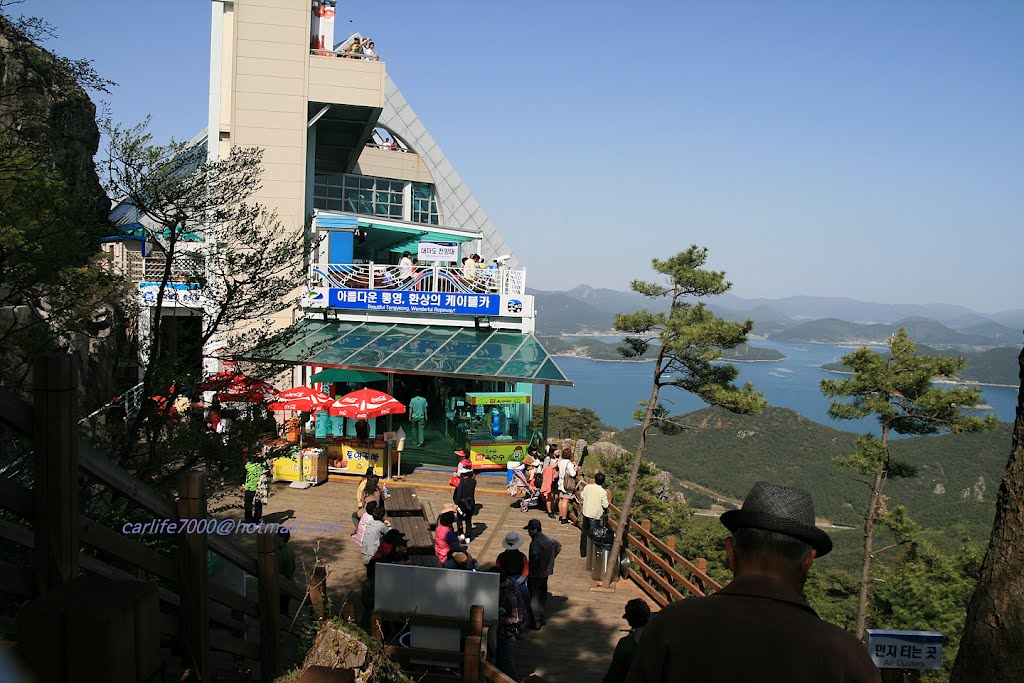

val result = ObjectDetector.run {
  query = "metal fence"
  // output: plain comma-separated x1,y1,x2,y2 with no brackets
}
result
308,263,527,296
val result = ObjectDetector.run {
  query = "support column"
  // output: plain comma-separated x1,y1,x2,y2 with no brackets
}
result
542,384,551,446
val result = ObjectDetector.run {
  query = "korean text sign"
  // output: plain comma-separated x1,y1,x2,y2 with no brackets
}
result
866,630,943,670
417,241,458,263
328,289,500,316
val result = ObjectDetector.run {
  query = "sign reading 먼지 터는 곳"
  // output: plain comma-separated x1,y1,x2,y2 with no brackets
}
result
417,241,458,263
865,630,943,670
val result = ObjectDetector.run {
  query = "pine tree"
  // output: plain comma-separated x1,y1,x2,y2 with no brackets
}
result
820,329,996,638
601,246,766,587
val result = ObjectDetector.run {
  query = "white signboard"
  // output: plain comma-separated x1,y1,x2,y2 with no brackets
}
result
866,630,943,670
417,241,459,263
138,282,202,308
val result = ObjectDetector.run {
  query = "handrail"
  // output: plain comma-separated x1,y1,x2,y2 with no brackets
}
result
574,498,722,607
2,364,309,679
608,502,722,591
309,262,527,297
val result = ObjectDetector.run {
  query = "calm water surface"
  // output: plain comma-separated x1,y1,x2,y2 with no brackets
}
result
539,339,1019,433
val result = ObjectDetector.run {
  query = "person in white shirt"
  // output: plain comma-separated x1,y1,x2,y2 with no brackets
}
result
579,472,610,557
556,448,578,525
399,251,413,280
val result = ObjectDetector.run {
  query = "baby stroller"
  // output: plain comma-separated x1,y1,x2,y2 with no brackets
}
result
509,467,541,512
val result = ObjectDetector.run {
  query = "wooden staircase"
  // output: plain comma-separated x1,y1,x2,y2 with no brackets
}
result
0,356,310,682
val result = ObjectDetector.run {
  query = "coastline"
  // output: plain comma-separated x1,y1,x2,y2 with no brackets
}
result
551,353,784,364
820,366,1018,389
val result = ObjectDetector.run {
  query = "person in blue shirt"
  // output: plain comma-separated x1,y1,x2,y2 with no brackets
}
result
408,393,428,447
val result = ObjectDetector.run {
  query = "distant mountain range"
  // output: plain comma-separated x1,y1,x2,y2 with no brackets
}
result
530,286,1024,349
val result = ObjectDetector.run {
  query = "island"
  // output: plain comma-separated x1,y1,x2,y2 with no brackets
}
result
539,336,786,363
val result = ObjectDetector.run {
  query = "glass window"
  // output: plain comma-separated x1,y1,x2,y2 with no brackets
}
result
411,182,439,225
313,173,407,219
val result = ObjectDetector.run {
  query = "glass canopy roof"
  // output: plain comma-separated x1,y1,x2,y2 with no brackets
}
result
239,319,573,386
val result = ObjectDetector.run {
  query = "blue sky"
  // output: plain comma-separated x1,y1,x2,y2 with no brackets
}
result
16,0,1024,312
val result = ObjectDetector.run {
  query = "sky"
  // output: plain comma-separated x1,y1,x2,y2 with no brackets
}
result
15,0,1024,312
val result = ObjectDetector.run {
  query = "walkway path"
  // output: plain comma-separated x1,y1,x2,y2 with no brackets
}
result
227,470,648,681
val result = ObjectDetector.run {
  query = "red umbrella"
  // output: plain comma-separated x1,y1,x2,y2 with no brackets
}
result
267,386,332,412
328,388,406,420
198,371,278,403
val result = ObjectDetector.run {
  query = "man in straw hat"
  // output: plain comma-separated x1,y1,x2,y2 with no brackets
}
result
626,481,880,683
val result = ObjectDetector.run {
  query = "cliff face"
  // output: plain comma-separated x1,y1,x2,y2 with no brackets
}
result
0,13,126,407
0,13,108,220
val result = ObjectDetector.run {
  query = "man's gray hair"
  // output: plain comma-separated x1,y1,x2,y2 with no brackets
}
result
731,527,813,566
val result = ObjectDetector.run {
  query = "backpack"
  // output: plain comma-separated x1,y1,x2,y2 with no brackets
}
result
561,463,579,494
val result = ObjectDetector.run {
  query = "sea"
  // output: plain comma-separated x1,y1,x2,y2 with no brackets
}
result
537,338,1020,434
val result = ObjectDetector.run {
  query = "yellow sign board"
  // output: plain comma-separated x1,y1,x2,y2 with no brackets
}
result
326,444,384,475
466,392,531,406
469,441,528,470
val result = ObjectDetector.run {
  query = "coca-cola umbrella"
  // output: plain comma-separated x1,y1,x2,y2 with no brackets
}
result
268,386,333,447
267,386,333,413
328,388,406,420
197,371,278,402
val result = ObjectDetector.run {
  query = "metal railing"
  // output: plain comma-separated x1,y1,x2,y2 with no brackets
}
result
309,263,527,296
78,382,145,432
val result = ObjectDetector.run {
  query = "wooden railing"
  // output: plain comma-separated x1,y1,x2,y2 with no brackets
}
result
0,356,308,682
570,500,722,607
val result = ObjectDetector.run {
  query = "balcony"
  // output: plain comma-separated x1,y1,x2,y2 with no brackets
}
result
103,248,203,284
309,263,526,296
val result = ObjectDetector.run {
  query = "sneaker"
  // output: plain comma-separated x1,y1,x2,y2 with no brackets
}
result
560,519,571,525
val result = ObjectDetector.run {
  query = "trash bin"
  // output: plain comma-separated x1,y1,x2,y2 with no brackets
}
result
591,542,615,581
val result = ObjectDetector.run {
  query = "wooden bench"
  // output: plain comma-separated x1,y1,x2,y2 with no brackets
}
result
421,500,437,529
390,516,433,554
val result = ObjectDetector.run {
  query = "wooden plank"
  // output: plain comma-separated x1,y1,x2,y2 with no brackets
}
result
624,548,685,603
210,629,261,661
626,569,670,609
0,387,33,436
0,560,34,597
79,446,176,519
624,534,705,598
0,518,33,547
608,502,721,591
80,516,177,582
481,659,519,683
0,477,33,519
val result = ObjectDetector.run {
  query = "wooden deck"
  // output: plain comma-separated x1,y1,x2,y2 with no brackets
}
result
227,471,649,681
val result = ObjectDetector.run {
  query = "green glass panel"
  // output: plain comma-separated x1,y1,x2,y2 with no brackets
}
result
309,324,396,366
342,326,425,366
265,321,340,363
458,332,529,376
496,338,547,379
533,358,569,382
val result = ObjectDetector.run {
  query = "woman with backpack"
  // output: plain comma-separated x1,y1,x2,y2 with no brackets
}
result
557,447,578,525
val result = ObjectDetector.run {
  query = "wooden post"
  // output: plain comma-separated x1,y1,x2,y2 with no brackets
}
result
695,557,709,592
309,564,328,618
257,531,280,682
665,537,677,552
176,471,209,682
33,354,80,592
463,605,483,683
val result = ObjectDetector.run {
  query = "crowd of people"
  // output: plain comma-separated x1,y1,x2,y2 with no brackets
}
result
301,432,877,682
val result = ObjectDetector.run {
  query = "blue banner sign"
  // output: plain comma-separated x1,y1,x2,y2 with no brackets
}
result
328,289,500,315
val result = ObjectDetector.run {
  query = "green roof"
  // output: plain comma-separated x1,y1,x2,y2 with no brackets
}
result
237,319,572,386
